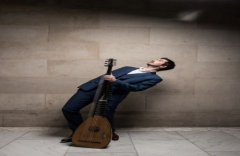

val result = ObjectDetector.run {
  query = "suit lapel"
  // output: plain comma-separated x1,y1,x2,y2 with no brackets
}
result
112,67,137,78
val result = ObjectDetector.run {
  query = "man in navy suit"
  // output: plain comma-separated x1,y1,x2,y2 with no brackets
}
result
61,58,175,143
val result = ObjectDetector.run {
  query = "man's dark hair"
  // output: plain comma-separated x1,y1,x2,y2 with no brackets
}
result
157,58,176,71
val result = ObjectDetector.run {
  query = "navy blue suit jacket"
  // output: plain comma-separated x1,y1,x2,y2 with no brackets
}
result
77,66,162,104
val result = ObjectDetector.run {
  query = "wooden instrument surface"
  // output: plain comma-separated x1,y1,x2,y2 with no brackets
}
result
72,115,112,148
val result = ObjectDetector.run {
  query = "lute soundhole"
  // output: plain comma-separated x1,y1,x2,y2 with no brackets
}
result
88,126,100,132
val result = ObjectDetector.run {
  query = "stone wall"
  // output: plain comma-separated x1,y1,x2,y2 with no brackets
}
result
0,0,240,127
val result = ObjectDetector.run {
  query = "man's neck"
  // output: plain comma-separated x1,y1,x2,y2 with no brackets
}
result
142,66,158,72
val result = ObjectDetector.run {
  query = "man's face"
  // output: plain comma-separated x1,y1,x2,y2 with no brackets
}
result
147,58,168,68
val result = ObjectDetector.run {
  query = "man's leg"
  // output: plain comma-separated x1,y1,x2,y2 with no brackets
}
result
62,89,96,133
105,100,120,140
62,89,120,142
105,104,116,133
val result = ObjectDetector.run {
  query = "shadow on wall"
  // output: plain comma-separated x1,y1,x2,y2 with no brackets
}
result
0,0,240,30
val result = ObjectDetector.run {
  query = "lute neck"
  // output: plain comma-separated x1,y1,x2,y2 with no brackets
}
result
92,58,116,117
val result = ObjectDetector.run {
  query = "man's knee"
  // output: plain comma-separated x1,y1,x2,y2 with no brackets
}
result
61,106,69,114
62,105,76,114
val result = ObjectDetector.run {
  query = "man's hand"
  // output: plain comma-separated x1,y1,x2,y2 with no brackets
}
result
104,73,116,82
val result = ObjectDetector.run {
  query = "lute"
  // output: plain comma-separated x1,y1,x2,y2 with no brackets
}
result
72,58,116,148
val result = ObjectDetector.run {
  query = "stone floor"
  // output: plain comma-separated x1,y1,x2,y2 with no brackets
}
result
1,127,240,156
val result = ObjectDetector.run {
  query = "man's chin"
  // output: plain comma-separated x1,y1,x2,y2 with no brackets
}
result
147,63,152,66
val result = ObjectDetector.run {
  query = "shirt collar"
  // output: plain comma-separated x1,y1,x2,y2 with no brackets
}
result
139,67,155,73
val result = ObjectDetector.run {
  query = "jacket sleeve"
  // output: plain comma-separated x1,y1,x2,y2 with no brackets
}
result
81,66,128,85
78,66,128,90
112,77,162,92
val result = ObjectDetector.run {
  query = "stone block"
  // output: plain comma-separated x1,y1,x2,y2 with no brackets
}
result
193,111,240,126
0,7,99,26
115,112,195,127
218,110,240,126
150,28,198,45
146,94,240,112
46,94,92,112
0,4,49,13
195,79,240,95
117,93,146,111
196,10,240,30
219,118,240,127
238,33,240,46
0,59,47,77
107,0,148,10
238,32,240,46
3,113,67,127
193,112,222,126
0,41,99,60
0,4,31,13
0,11,49,26
0,77,89,94
47,60,105,78
49,26,149,44
197,22,240,31
147,95,192,112
194,62,240,79
100,44,197,61
196,29,238,46
60,10,99,26
116,111,240,127
115,111,239,127
100,11,196,28
46,94,72,110
149,0,240,12
0,115,3,126
157,61,195,79
0,94,45,110
150,28,238,46
0,25,48,42
145,78,195,95
198,46,240,62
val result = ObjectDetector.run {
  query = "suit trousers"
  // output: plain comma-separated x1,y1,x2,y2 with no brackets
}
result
62,88,117,133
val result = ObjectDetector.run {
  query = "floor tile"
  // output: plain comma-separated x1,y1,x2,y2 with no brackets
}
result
114,130,131,138
163,127,193,131
207,151,240,156
222,129,240,139
18,128,71,140
129,131,185,140
1,127,240,156
132,139,209,156
68,137,136,153
0,140,69,156
0,130,28,148
118,127,165,131
0,127,51,131
65,153,138,156
177,131,240,151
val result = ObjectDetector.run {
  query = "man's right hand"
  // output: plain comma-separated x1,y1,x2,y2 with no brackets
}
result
104,74,116,82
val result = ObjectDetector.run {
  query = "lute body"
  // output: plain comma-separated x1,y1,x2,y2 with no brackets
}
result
72,114,112,148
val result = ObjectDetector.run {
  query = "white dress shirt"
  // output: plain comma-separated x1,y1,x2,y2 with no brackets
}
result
127,67,153,75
